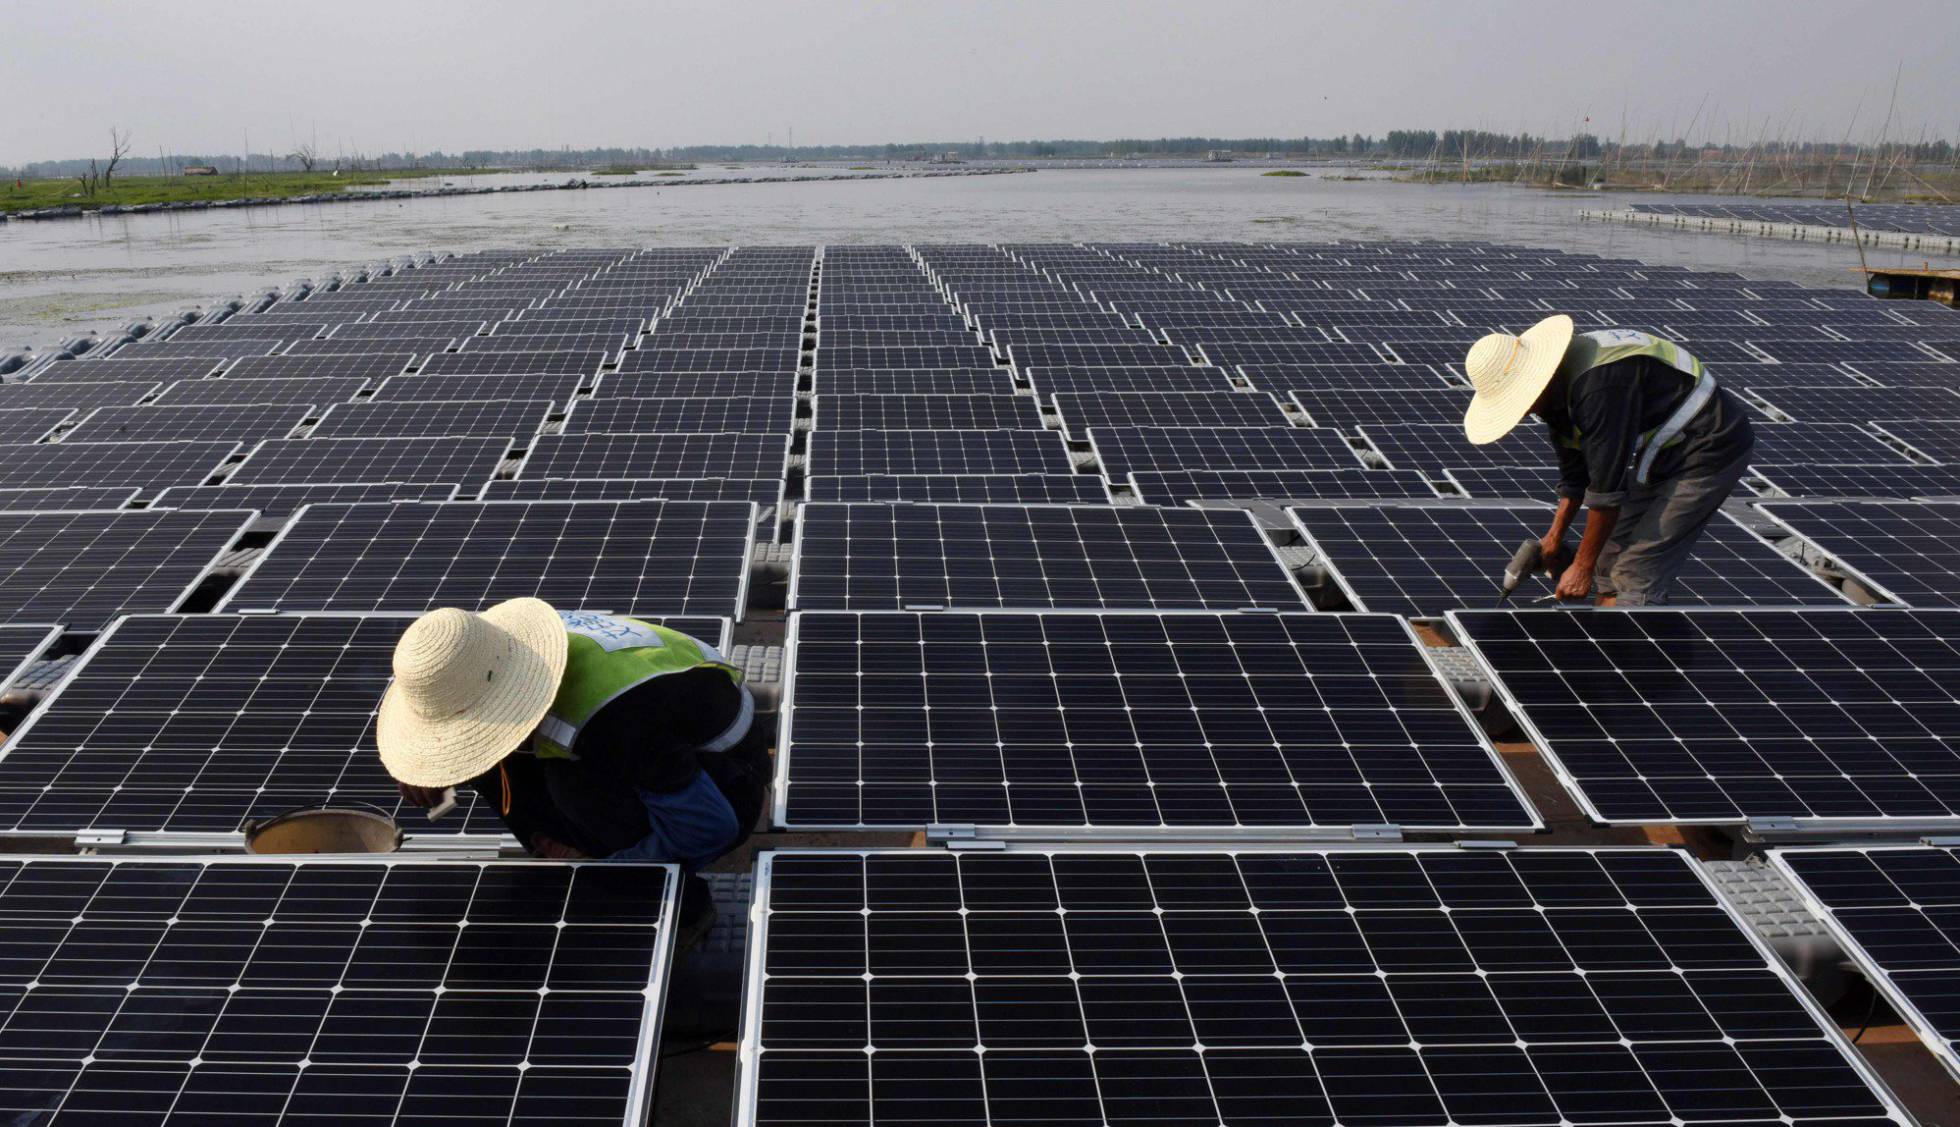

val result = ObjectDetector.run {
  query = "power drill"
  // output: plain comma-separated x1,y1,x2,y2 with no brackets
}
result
1497,538,1546,605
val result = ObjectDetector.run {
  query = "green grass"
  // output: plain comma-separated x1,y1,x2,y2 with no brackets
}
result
0,167,492,214
1261,169,1308,177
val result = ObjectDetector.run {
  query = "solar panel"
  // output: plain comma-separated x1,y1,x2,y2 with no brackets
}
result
1198,341,1386,367
419,350,607,377
0,624,59,688
1293,504,1841,616
61,404,312,445
0,441,236,492
229,437,511,486
593,372,798,398
368,372,588,409
778,611,1536,831
308,398,553,440
1127,468,1442,504
813,371,1014,395
482,476,782,506
0,852,679,1121
520,433,789,480
284,337,449,358
1442,466,1568,498
1088,427,1366,476
0,408,72,444
1750,422,1917,466
740,843,1905,1127
0,508,252,630
0,611,728,835
1005,343,1193,372
1748,338,1940,365
1451,607,1960,828
226,500,755,618
627,348,800,372
807,474,1110,504
0,382,160,411
1291,387,1473,428
565,396,796,434
792,503,1305,611
151,376,369,407
32,356,222,383
1753,464,1960,499
1748,386,1960,424
1022,365,1236,401
1772,844,1960,1079
465,332,627,356
1240,362,1461,391
1359,423,1556,471
815,394,1044,431
1052,391,1289,439
0,487,138,512
222,353,414,381
153,482,460,517
1762,500,1960,607
807,430,1072,476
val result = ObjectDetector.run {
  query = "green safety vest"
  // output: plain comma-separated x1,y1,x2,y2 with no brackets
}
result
530,611,747,761
1551,328,1716,486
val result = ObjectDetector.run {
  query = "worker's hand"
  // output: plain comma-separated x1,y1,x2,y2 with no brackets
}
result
397,782,447,809
527,833,587,860
1554,560,1595,601
1537,536,1570,575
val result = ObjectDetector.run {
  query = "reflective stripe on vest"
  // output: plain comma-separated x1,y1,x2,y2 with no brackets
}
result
529,612,746,760
1558,329,1717,487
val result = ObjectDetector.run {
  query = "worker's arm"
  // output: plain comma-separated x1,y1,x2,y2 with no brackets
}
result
1540,494,1581,571
1556,505,1620,599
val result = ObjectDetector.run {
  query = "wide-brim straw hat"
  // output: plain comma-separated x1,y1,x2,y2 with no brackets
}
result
376,598,567,788
1462,314,1576,445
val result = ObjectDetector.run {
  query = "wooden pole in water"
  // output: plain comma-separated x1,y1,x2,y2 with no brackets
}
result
1844,197,1871,278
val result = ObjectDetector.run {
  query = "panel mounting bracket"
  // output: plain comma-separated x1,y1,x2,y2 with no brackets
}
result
1746,818,1800,835
1453,839,1518,850
1350,824,1404,842
926,824,1003,850
74,829,127,848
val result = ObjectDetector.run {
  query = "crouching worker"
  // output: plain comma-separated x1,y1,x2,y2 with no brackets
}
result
376,597,768,937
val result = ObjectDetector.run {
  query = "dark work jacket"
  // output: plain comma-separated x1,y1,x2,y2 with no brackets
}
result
1540,355,1755,508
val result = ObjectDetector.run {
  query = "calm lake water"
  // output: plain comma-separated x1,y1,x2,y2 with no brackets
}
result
4,168,1951,349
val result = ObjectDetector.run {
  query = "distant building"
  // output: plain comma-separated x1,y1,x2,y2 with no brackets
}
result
182,165,219,176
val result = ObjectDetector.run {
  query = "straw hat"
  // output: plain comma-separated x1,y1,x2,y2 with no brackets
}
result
1462,314,1576,445
376,598,567,787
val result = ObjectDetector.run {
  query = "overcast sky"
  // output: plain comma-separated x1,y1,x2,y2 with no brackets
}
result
10,0,1958,163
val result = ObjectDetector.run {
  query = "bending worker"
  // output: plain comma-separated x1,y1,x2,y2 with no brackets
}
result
375,598,767,927
1463,315,1755,605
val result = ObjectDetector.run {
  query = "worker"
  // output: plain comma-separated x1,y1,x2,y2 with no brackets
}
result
1463,315,1755,605
375,598,768,936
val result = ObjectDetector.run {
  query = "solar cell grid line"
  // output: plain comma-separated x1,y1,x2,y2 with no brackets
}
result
1127,468,1442,504
228,436,512,486
148,377,369,409
419,350,607,378
1023,366,1237,401
806,474,1111,505
1287,387,1472,428
1240,362,1461,391
60,403,312,445
812,371,1015,396
1441,466,1573,498
1748,339,1947,365
806,430,1073,476
1003,343,1194,372
1087,426,1368,477
1846,362,1960,385
654,332,807,351
0,507,253,630
481,477,784,509
790,502,1307,612
737,845,1911,1127
327,319,485,341
1772,844,1960,1080
1746,386,1960,424
1748,422,1919,467
591,372,798,399
1752,464,1960,499
0,408,73,444
308,398,554,441
1051,390,1291,441
813,394,1045,432
224,499,756,618
1292,504,1845,618
0,440,237,492
1360,423,1560,472
0,381,161,411
1195,342,1395,367
520,433,790,481
283,338,451,359
29,356,223,383
564,396,796,435
775,612,1539,832
462,333,628,357
221,353,414,381
622,348,802,373
1760,500,1960,608
0,853,681,1123
815,347,994,373
1867,419,1960,464
496,315,646,337
1449,606,1960,828
0,486,139,512
153,482,462,517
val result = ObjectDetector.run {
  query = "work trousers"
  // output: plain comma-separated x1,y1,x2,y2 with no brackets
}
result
1593,452,1753,605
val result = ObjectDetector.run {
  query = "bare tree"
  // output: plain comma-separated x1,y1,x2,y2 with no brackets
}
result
103,127,132,192
290,143,318,172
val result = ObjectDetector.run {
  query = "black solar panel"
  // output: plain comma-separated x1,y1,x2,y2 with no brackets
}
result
0,441,236,492
33,356,222,383
816,394,1044,431
1126,468,1441,503
368,372,588,409
814,370,1014,395
62,404,312,445
778,611,1536,831
628,348,800,372
566,397,796,434
1359,423,1555,471
152,376,369,407
229,437,510,486
0,407,72,444
1293,504,1841,616
1442,466,1568,498
1292,386,1473,428
226,500,755,618
0,381,160,411
465,332,627,356
481,476,782,507
808,430,1072,476
0,486,138,512
1748,338,1942,365
1763,500,1960,607
1088,426,1366,476
1023,365,1236,401
1749,422,1917,466
742,844,1903,1127
793,503,1305,611
1006,343,1193,371
154,482,460,517
1199,341,1386,367
0,624,58,689
1753,464,1960,499
1052,391,1289,439
807,474,1109,504
593,372,798,398
1748,385,1960,423
521,433,789,480
223,353,415,381
0,508,251,630
0,854,679,1120
1241,361,1461,392
1452,607,1960,828
1773,844,1960,1078
309,398,553,440
419,350,607,377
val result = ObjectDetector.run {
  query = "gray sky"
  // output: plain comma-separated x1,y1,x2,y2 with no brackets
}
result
10,0,1958,163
